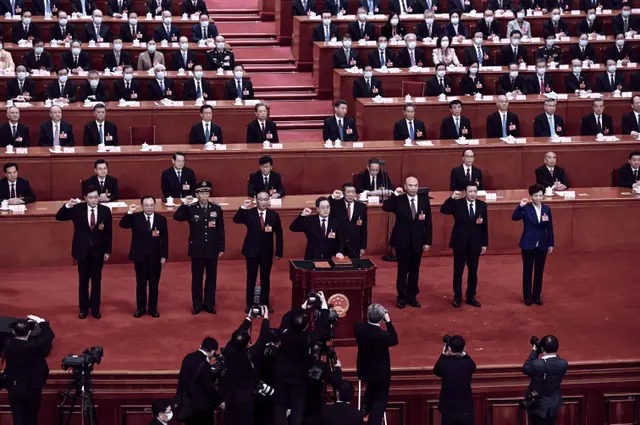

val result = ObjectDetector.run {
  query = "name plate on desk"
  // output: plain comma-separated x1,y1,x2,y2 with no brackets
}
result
269,198,282,207
271,143,284,149
485,193,497,201
15,148,28,154
367,196,380,204
63,147,75,153
352,142,364,148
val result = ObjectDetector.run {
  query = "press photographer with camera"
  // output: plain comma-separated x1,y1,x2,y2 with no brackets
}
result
274,291,331,425
175,337,222,425
1,315,55,425
321,380,364,425
522,336,568,425
433,335,476,425
221,305,272,425
354,304,398,425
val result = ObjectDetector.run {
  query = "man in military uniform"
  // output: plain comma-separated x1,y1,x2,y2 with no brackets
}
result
536,34,564,64
174,180,225,315
205,35,236,71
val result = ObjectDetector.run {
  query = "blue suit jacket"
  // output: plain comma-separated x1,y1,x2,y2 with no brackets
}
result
511,203,554,250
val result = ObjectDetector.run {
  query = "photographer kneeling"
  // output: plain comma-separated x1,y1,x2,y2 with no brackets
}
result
433,335,476,425
221,306,272,425
522,335,568,425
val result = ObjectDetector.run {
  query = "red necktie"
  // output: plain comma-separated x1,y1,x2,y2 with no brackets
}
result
347,202,352,221
90,208,96,229
260,211,265,230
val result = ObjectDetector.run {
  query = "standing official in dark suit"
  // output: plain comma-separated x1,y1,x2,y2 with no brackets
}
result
55,186,112,319
581,98,613,136
0,163,36,204
512,184,555,306
415,11,441,40
60,41,90,72
440,100,472,140
189,104,223,144
486,95,521,138
290,196,346,260
348,9,376,40
174,181,225,314
82,103,119,146
393,34,426,67
353,65,383,99
233,193,283,311
616,151,640,189
182,0,207,14
312,11,339,41
596,60,625,93
176,337,221,425
50,12,76,41
3,315,55,425
146,0,171,15
354,157,394,195
82,159,120,201
497,63,528,95
527,61,553,95
500,31,528,65
71,0,96,15
523,336,568,425
322,100,359,142
173,38,199,71
569,35,597,62
329,182,368,257
382,176,432,308
38,105,75,146
83,10,113,42
477,10,501,37
321,380,364,425
392,103,427,141
292,0,317,15
533,99,566,138
119,196,169,318
0,106,31,147
534,152,569,190
149,400,173,425
246,102,280,144
426,63,454,96
433,335,476,425
223,65,254,100
33,0,60,15
161,152,197,200
368,37,393,68
147,65,175,100
107,0,131,16
154,11,181,42
440,183,488,308
621,95,640,137
247,155,286,199
192,14,219,42
11,12,40,42
354,304,398,425
449,149,483,191
463,31,492,66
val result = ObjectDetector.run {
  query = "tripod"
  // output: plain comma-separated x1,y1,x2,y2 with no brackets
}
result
58,367,98,425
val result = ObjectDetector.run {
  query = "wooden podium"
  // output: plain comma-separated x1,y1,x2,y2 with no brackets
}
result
289,258,376,346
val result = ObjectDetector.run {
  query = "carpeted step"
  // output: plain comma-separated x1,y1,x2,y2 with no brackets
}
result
267,100,333,119
275,120,324,129
233,46,295,62
210,13,261,21
226,38,278,47
257,91,318,100
249,73,315,91
278,129,322,142
245,64,298,72
216,21,276,37
205,0,260,9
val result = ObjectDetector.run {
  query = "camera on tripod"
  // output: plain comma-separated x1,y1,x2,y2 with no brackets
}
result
61,346,104,371
58,346,104,425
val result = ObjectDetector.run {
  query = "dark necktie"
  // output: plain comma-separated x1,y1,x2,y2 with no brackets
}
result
634,169,638,180
597,115,602,132
74,56,78,67
346,202,352,220
11,125,17,138
337,118,344,140
126,81,130,90
10,183,16,199
410,198,417,219
466,167,471,181
366,79,371,91
469,203,475,219
371,176,376,188
264,176,269,190
636,114,640,131
439,78,444,93
237,80,242,98
321,218,327,236
260,212,265,230
260,121,265,133
203,27,207,39
90,208,96,229
99,180,104,192
380,52,385,65
147,215,152,233
177,169,182,183
196,81,202,98
610,75,616,91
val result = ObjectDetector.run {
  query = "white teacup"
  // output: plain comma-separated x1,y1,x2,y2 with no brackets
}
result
53,145,62,152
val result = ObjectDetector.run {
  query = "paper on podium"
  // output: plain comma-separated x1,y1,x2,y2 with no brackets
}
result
102,202,128,209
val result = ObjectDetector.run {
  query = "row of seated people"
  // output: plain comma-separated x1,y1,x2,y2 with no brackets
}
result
320,96,640,139
4,63,253,101
351,58,640,97
0,0,209,18
3,147,640,207
0,102,278,145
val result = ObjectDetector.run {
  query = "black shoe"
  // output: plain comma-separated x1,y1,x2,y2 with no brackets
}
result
452,300,461,308
396,300,406,309
524,299,532,306
204,306,217,314
150,312,160,318
91,311,101,319
79,311,88,319
534,299,543,306
466,298,482,308
192,307,202,315
133,310,145,318
408,299,421,308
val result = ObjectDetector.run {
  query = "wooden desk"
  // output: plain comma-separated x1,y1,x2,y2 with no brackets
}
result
1,138,636,202
355,93,637,139
1,188,638,267
2,100,256,145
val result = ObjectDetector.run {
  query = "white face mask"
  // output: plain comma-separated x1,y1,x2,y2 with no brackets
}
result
441,40,449,48
579,39,588,47
93,16,102,24
59,75,68,83
163,17,172,24
148,45,156,52
511,38,521,46
573,66,581,74
114,43,123,51
485,16,493,23
364,71,373,78
23,17,31,25
450,17,459,24
516,12,525,19
180,43,188,50
343,39,352,48
89,79,99,88
59,18,68,25
509,70,518,78
390,18,399,26
551,13,560,22
425,17,434,25
129,18,138,25
608,65,616,73
469,67,478,75
546,39,555,47
71,47,81,55
378,42,387,50
616,39,625,47
194,70,203,79
587,13,595,21
216,42,225,49
358,13,367,21
17,71,27,80
156,71,165,79
234,71,244,79
622,10,630,17
322,18,331,25
436,70,445,78
536,67,546,76
408,41,417,49
200,21,208,27
474,37,483,45
35,46,44,55
124,73,133,81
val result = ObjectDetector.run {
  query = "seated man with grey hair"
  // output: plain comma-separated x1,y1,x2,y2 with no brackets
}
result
353,304,398,425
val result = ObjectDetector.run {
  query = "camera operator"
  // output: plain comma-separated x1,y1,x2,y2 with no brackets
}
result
321,380,363,425
221,306,271,425
176,337,221,425
274,291,330,425
253,328,280,425
305,349,343,425
522,335,568,425
2,315,55,425
433,335,476,425
354,304,398,425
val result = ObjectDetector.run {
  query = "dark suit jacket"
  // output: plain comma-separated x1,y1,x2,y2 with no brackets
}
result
447,0,471,11
333,47,361,68
426,75,455,96
192,23,219,42
321,403,364,425
512,203,554,249
292,0,317,15
322,116,358,141
103,50,132,70
329,197,367,256
247,171,285,198
181,0,207,13
612,14,640,35
77,81,110,102
353,76,383,99
45,80,77,102
112,79,142,100
381,22,407,40
463,45,491,67
312,23,339,41
119,22,147,42
325,0,348,14
0,0,23,14
358,0,381,12
617,163,640,188
367,49,394,68
354,169,393,193
146,0,172,14
605,44,633,62
388,0,415,13
289,214,345,260
476,18,502,38
542,19,570,38
595,72,625,92
161,166,197,199
153,24,180,42
393,118,427,141
433,354,476,415
382,193,432,251
440,115,473,140
347,21,376,40
38,120,75,146
414,20,441,40
246,119,279,144
119,212,169,262
2,322,54,390
55,203,113,259
60,50,90,71
497,74,528,94
183,78,211,100
6,79,36,102
83,120,119,146
459,74,485,95
499,45,528,66
577,17,604,35
171,49,198,71
189,121,223,144
147,78,176,100
176,351,219,411
71,0,96,13
223,78,254,100
443,22,469,38
580,113,613,135
232,207,284,258
354,321,398,383
11,22,40,42
564,72,591,92
0,177,36,203
393,47,426,68
107,0,132,14
0,123,31,147
546,0,571,10
440,197,489,252
51,23,76,40
82,175,120,200
33,0,61,14
535,165,569,188
412,0,440,12
83,23,113,42
527,74,553,94
568,44,596,62
449,165,483,191
533,113,566,137
23,51,52,71
522,352,568,420
486,111,520,138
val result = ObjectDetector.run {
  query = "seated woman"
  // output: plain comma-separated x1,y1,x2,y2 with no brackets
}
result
381,14,407,41
459,62,486,96
432,35,461,66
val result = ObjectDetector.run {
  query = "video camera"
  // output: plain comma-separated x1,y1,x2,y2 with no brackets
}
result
210,349,227,381
530,336,543,355
249,287,265,318
61,346,104,372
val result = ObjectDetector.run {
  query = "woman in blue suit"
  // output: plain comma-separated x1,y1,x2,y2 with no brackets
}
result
512,184,554,306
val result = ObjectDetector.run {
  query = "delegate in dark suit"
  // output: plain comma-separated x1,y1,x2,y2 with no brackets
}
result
580,113,613,135
499,45,528,65
82,120,119,146
183,78,212,99
527,74,553,94
23,51,52,71
382,192,432,304
147,78,176,100
535,165,569,188
354,169,393,193
463,45,492,67
621,111,640,135
358,0,381,12
161,166,196,199
176,350,220,424
415,20,441,40
71,0,96,14
82,175,120,201
107,0,131,15
312,23,339,41
564,72,591,92
181,0,208,14
0,177,36,203
51,23,76,40
595,72,625,92
223,78,254,100
55,202,113,315
192,23,218,42
171,49,198,71
577,17,604,34
289,214,345,260
439,115,473,140
45,80,77,102
325,0,348,14
233,206,283,308
568,44,596,62
112,79,141,100
440,196,488,304
77,81,110,102
329,197,367,257
353,320,398,425
292,0,317,15
33,0,61,14
533,113,566,137
103,50,132,70
11,22,40,42
60,50,90,71
449,165,483,191
486,111,520,138
146,0,172,14
119,22,147,42
119,211,169,315
476,18,502,38
153,24,180,42
426,74,454,96
247,171,285,198
0,123,31,147
6,78,37,101
347,21,376,40
497,73,528,94
245,119,279,144
332,47,361,68
522,348,568,424
433,352,477,425
38,120,75,146
322,116,358,141
393,118,426,141
353,75,383,98
189,122,223,144
394,47,427,67
83,23,113,42
617,163,640,188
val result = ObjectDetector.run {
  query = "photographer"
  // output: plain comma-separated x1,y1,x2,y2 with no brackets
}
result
305,347,343,425
253,328,281,425
354,304,398,425
433,335,476,425
176,337,221,425
221,306,271,425
274,291,330,425
2,315,55,425
522,336,568,425
321,380,363,425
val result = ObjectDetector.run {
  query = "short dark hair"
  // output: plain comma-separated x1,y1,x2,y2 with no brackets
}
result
94,159,108,168
336,380,354,402
465,181,478,190
200,104,213,113
254,102,267,112
259,155,273,166
315,196,329,207
528,183,545,196
342,182,356,192
462,148,474,157
449,100,462,109
151,399,171,417
368,157,381,165
448,335,465,353
403,103,415,111
511,29,522,37
436,35,451,49
93,103,106,112
435,63,446,70
629,151,640,159
333,100,347,108
173,152,186,160
630,95,640,105
3,162,18,173
84,184,99,196
201,337,219,352
140,195,156,204
541,335,559,353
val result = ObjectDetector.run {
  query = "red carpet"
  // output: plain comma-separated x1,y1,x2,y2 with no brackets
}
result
2,253,639,373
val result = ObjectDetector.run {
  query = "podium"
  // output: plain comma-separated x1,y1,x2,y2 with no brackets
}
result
289,258,376,346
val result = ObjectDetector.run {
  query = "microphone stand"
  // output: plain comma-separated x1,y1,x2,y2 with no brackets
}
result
379,160,396,262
